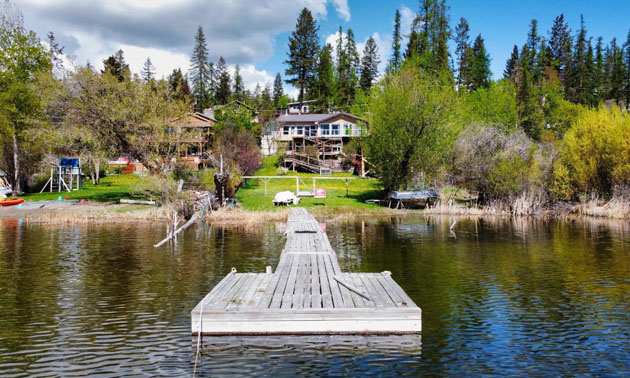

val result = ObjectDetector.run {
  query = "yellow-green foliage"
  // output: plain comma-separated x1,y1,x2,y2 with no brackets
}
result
557,106,630,196
461,79,519,130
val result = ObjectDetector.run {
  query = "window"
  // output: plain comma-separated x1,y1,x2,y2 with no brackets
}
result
344,124,352,136
331,124,340,136
297,126,303,135
283,126,289,135
320,124,330,136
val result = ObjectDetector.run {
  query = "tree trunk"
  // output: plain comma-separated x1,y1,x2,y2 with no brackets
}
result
90,158,100,185
12,127,19,197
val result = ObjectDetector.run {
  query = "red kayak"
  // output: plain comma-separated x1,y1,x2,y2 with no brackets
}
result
1,198,24,207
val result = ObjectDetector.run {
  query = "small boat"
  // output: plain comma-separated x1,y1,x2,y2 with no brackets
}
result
1,198,24,207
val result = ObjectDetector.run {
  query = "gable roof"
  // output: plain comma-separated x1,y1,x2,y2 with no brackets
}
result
170,112,216,126
277,112,366,124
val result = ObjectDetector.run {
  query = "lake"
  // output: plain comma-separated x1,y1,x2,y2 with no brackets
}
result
1,215,629,376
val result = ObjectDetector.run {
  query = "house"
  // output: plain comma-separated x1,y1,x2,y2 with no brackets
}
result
286,99,316,114
169,112,216,159
269,112,365,173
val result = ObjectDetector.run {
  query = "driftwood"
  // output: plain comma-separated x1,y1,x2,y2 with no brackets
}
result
154,194,212,248
119,199,157,205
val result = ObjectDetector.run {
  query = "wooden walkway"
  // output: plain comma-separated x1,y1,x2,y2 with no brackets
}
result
191,208,421,335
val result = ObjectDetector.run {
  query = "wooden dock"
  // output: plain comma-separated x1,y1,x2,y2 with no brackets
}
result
191,208,421,335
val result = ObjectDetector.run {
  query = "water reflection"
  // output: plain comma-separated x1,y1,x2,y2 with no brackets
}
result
1,216,630,376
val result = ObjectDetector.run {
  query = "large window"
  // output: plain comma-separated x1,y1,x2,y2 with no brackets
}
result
331,124,340,136
283,126,289,135
296,126,303,135
320,124,330,136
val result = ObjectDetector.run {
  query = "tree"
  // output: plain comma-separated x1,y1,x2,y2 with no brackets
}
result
272,73,283,106
102,49,130,82
593,37,605,102
569,15,589,104
366,65,456,192
46,31,64,71
232,64,244,101
469,34,491,90
167,68,192,103
548,14,572,88
215,56,231,104
64,67,187,174
504,45,519,79
454,17,471,88
388,9,402,72
405,0,451,75
141,57,155,83
190,26,212,111
0,5,53,195
313,44,335,110
359,36,380,92
624,29,630,110
606,38,625,104
284,8,319,104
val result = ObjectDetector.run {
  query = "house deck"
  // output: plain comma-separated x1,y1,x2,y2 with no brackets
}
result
191,208,421,335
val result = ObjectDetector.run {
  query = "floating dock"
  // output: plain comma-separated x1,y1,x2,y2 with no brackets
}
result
191,208,421,335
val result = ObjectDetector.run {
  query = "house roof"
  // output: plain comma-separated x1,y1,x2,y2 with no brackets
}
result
287,100,316,106
170,112,216,126
277,112,366,124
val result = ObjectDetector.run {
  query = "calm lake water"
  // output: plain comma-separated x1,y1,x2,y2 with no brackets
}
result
1,215,629,376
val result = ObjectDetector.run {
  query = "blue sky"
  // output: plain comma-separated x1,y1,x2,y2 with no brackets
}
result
265,0,630,83
17,0,630,97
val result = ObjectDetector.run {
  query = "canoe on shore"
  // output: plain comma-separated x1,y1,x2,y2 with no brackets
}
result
1,198,24,207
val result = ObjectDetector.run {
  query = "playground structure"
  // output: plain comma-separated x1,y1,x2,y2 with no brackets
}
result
40,158,82,193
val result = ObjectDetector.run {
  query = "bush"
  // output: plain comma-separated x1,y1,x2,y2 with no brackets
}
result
196,169,217,191
557,106,630,197
453,124,553,201
172,162,195,182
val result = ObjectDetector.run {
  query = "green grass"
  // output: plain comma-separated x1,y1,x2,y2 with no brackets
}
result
237,156,386,211
24,174,147,203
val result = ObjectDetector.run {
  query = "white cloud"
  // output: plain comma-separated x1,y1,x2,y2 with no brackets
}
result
400,5,415,40
330,0,350,22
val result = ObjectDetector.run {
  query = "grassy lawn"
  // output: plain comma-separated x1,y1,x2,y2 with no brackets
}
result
23,174,147,203
237,156,386,211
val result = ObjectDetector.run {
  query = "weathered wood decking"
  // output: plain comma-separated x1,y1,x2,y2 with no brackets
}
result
191,208,421,335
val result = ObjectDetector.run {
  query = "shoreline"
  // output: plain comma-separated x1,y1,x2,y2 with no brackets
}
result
1,200,629,226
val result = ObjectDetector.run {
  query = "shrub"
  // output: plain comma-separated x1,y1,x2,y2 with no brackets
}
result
558,106,630,197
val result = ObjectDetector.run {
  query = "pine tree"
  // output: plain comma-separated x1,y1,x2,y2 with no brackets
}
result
345,28,360,102
313,44,335,110
388,9,402,72
284,7,319,104
102,49,129,82
454,17,471,88
549,14,572,88
359,36,380,92
405,0,450,75
623,29,630,109
335,27,350,107
272,73,283,106
469,34,491,90
570,16,589,104
504,45,519,79
168,68,192,102
525,19,541,80
537,38,552,71
593,36,605,102
584,40,597,106
190,26,212,111
608,39,626,105
215,56,231,104
141,57,155,83
232,64,244,101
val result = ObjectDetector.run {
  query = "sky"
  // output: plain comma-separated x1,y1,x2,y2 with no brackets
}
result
14,0,630,98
